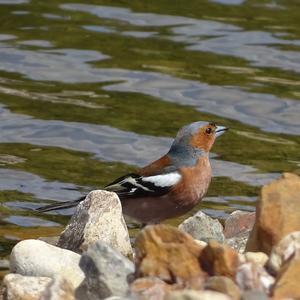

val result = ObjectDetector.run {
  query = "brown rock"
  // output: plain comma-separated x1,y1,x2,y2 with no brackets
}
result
130,277,172,300
200,240,239,280
236,261,275,294
272,248,300,300
204,276,241,300
246,173,300,255
134,224,207,288
224,210,255,238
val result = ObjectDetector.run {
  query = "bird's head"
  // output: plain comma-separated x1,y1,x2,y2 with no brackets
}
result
169,121,228,156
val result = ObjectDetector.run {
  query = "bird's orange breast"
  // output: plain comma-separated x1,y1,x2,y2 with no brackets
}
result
170,155,212,206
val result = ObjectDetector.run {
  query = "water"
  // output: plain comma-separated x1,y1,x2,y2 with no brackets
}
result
0,0,299,258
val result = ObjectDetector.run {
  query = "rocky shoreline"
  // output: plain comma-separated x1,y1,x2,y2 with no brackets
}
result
1,173,300,300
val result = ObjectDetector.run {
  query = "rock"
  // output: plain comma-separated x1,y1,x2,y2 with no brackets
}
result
267,231,300,275
241,290,269,300
104,296,130,300
165,290,231,300
57,190,132,258
75,241,134,300
1,273,51,300
236,261,275,294
130,277,172,300
178,211,225,244
41,277,75,300
135,224,207,289
200,240,239,280
243,252,268,267
194,240,208,248
246,173,300,254
271,248,300,300
224,210,255,239
226,231,249,253
10,239,84,289
204,276,241,300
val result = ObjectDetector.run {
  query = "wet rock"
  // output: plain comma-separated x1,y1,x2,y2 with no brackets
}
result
224,210,255,239
179,211,225,244
165,290,231,300
200,240,239,280
243,252,268,267
241,290,269,300
135,224,207,289
246,173,300,254
236,261,274,294
57,190,132,258
41,277,75,300
1,273,51,300
271,248,300,300
204,276,241,300
10,239,84,288
75,241,134,300
267,231,300,275
130,277,172,300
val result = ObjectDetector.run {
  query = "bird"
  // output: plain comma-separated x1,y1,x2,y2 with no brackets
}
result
36,121,228,224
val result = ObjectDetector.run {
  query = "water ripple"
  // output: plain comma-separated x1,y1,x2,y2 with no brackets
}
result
0,105,279,187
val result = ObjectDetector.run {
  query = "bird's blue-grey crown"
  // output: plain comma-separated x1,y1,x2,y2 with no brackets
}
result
167,121,227,168
167,121,208,166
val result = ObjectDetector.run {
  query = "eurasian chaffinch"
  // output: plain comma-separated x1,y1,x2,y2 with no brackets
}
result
37,121,228,224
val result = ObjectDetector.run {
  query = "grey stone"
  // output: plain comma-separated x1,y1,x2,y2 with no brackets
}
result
41,277,75,300
241,290,269,300
75,241,134,300
57,190,133,258
1,273,51,300
10,239,84,289
165,290,231,300
179,211,225,243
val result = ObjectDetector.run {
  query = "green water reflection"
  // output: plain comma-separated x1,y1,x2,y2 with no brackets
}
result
0,0,300,259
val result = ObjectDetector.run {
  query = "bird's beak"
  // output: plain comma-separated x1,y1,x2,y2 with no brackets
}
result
215,126,228,137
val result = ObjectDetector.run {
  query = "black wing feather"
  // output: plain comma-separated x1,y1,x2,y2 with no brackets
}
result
105,173,172,199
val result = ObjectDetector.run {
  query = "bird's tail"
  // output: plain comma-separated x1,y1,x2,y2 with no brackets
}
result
36,196,86,213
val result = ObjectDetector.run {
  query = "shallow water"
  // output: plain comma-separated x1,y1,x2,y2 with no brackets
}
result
0,0,299,258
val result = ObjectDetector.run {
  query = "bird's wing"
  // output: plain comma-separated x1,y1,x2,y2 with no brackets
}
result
105,172,182,199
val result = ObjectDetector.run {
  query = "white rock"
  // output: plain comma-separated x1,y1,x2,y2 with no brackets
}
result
179,211,225,243
244,252,268,266
2,273,51,300
10,239,84,289
75,241,134,300
267,231,300,275
57,190,132,258
236,261,275,294
165,290,231,300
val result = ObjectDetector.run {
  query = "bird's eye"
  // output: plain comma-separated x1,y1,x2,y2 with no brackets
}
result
206,127,212,134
